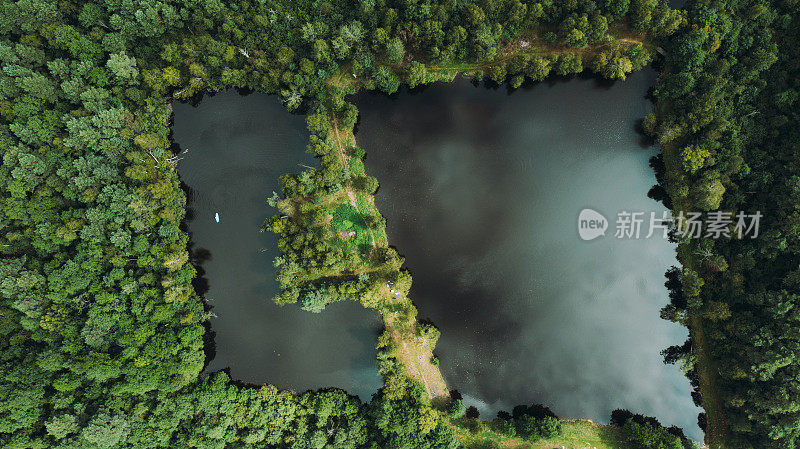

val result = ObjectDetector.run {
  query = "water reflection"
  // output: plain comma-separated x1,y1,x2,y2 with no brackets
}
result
355,71,702,439
173,91,381,400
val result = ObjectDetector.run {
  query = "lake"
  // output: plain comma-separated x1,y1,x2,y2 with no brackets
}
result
171,70,702,440
355,70,702,439
173,91,382,400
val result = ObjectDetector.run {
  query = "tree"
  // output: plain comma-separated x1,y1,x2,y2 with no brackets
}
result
446,399,465,418
405,61,428,88
301,288,330,313
554,53,583,76
564,29,587,48
588,14,609,43
353,175,379,193
80,412,131,448
515,415,561,441
386,37,405,63
600,0,631,18
106,52,139,83
374,66,400,94
681,145,711,173
690,172,725,210
45,413,78,440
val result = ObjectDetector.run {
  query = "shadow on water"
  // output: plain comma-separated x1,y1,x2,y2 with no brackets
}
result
177,180,216,371
354,68,703,440
171,90,381,399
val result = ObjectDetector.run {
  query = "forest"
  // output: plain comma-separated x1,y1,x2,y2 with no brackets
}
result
649,0,800,447
0,0,795,447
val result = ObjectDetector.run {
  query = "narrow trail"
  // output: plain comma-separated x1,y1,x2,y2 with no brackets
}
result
662,135,728,448
329,118,381,248
425,33,648,73
385,314,450,399
691,317,728,449
330,119,360,208
323,115,449,399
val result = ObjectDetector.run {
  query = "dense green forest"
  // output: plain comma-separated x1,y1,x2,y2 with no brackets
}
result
649,0,800,447
0,0,795,447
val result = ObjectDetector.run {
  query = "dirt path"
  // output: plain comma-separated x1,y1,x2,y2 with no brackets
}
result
426,33,647,74
323,116,449,399
691,317,728,449
329,118,382,248
385,313,450,399
330,119,360,207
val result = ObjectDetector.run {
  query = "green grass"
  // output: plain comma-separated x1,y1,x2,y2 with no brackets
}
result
331,203,372,252
452,419,628,449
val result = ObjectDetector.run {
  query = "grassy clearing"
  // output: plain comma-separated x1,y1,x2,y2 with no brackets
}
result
331,203,371,253
329,121,387,248
451,419,627,449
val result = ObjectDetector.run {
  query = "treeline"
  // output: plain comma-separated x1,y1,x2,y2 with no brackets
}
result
647,0,800,446
137,0,682,104
481,404,562,442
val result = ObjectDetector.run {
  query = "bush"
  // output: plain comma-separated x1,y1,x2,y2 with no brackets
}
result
491,417,516,437
353,175,379,193
622,419,683,449
466,418,483,434
515,415,561,441
446,399,465,418
611,408,636,426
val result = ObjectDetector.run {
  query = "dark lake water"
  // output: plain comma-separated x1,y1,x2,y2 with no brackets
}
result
171,70,701,440
355,71,702,439
173,91,381,400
